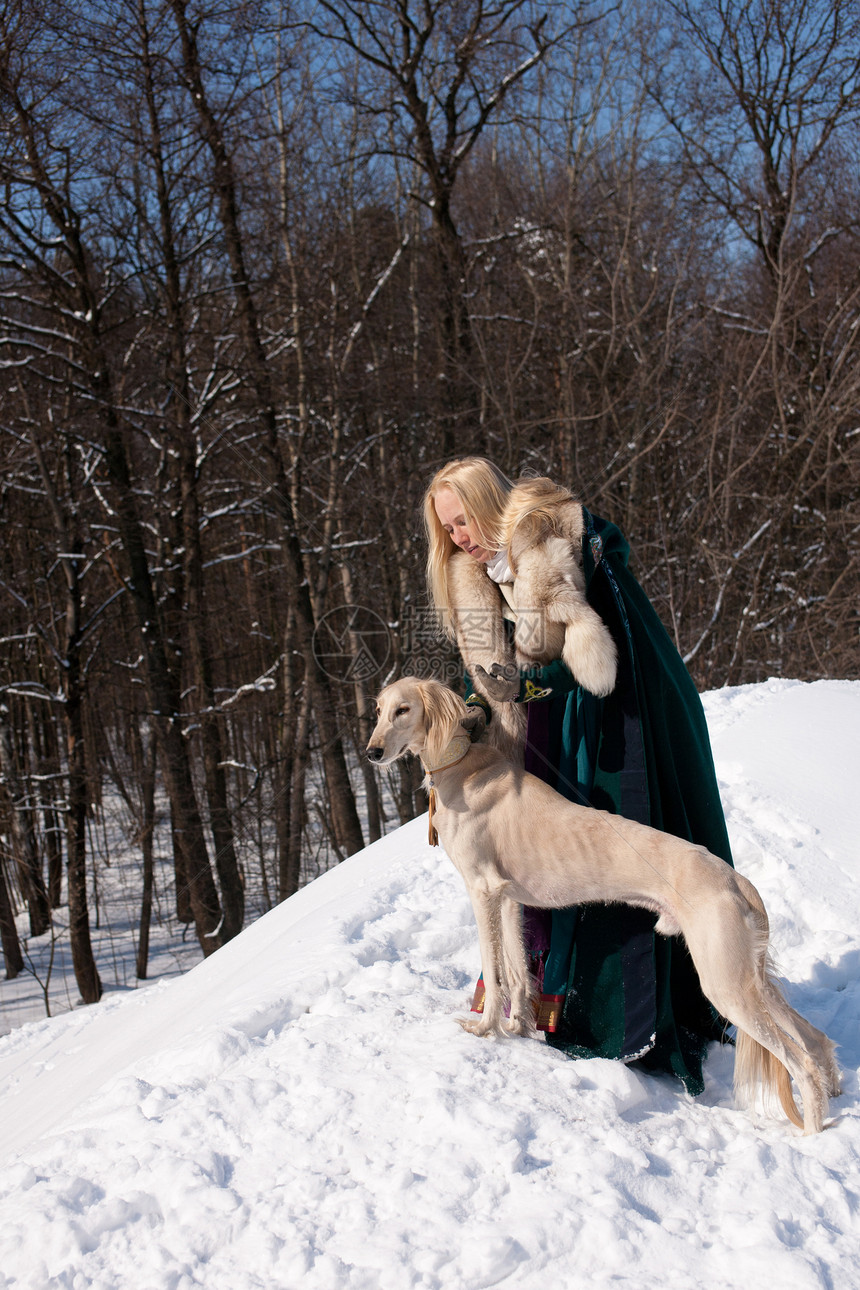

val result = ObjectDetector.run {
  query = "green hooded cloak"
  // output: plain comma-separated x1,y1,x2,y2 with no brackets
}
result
514,510,734,1094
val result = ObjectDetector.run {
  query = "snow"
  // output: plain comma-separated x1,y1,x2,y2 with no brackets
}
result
1,678,859,1289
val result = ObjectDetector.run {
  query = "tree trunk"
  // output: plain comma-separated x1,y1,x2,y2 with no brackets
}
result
179,443,245,939
27,700,65,909
27,424,103,1002
172,819,193,926
0,708,50,937
64,593,102,1004
45,801,64,909
341,564,382,843
0,853,24,979
136,726,156,980
101,417,223,955
278,613,311,901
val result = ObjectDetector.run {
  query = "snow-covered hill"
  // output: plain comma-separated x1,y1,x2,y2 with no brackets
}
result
0,679,858,1289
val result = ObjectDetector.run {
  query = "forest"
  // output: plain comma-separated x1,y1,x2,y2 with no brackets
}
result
0,0,857,1005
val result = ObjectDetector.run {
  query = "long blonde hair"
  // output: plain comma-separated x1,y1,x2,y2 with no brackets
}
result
422,457,513,636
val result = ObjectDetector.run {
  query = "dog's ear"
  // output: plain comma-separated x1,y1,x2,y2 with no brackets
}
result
417,681,468,766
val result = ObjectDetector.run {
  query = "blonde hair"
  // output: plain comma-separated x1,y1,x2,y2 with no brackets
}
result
423,457,513,637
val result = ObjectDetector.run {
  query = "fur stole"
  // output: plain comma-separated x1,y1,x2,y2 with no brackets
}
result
445,489,618,760
445,550,527,761
503,488,618,700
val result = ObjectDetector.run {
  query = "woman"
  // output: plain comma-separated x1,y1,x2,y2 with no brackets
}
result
423,456,734,1095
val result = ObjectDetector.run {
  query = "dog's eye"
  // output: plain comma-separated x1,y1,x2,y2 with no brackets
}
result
395,705,409,717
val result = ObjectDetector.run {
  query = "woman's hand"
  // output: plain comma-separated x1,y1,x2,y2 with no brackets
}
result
472,662,521,702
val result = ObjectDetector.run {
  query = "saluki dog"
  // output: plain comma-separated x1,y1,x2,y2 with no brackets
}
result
366,676,839,1134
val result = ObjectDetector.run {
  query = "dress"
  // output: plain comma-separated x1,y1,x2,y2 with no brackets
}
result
463,508,734,1094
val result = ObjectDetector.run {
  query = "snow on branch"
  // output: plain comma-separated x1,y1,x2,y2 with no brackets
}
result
219,658,282,709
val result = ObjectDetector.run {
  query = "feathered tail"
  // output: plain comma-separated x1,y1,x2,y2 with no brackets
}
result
734,1030,804,1129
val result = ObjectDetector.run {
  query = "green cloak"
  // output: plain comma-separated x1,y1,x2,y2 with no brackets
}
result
518,510,734,1094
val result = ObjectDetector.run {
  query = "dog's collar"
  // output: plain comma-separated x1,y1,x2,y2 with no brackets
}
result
420,733,472,776
422,733,471,848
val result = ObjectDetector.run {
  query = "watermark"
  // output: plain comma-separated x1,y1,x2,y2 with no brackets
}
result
312,603,552,687
312,605,392,683
401,606,461,684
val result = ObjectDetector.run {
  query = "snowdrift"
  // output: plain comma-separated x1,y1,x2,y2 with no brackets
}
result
0,679,858,1289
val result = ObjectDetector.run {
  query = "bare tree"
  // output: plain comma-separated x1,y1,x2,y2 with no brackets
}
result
167,0,367,860
310,0,573,449
653,0,860,277
25,419,103,1002
0,1,225,957
133,0,246,938
645,0,860,679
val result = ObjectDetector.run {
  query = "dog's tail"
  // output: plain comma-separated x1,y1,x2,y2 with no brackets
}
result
732,921,806,1130
734,1030,803,1129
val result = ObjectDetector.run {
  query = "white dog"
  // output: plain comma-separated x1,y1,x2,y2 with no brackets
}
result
366,676,840,1134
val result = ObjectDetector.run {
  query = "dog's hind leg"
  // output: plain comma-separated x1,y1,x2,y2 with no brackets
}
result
732,999,829,1134
789,1017,840,1098
729,873,840,1099
739,934,839,1119
682,894,830,1132
498,893,534,1036
758,973,841,1098
734,1029,804,1129
709,980,830,1133
459,881,506,1037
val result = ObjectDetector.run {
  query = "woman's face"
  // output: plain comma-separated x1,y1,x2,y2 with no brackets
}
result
433,487,495,563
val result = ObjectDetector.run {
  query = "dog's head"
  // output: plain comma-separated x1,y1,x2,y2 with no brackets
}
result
366,677,471,768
